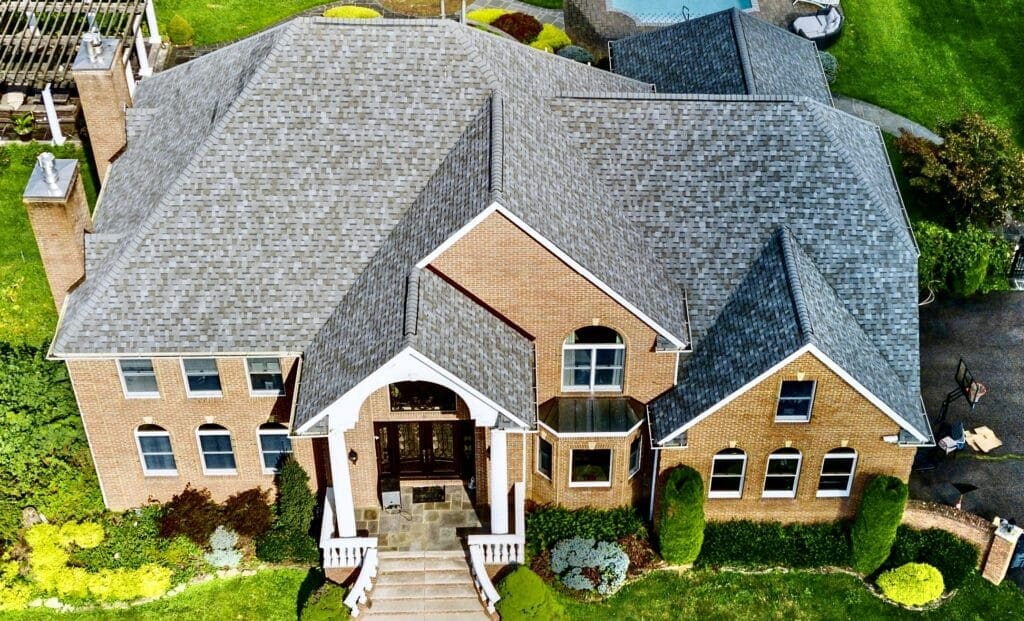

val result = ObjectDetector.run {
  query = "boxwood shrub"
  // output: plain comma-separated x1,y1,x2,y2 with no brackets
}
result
884,526,979,589
525,505,646,557
697,520,851,568
496,566,566,621
852,475,908,575
877,562,944,606
657,466,704,564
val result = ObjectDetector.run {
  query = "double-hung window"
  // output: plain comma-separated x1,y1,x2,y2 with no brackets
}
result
257,423,293,473
776,380,815,422
135,425,177,475
562,326,625,392
628,436,642,478
708,448,746,498
119,359,159,398
817,448,858,497
762,448,802,498
537,437,553,479
248,358,285,396
197,424,236,474
182,358,222,397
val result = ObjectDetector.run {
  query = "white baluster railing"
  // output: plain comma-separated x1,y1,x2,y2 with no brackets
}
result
468,544,501,614
342,547,378,618
319,487,378,568
466,481,527,613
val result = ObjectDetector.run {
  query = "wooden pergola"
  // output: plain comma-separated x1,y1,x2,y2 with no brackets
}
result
0,0,151,92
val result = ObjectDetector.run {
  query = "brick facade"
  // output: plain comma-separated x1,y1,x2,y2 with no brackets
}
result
72,41,131,182
657,352,916,523
66,356,318,510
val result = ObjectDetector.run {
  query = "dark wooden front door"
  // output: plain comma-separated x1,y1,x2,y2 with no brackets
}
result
374,421,474,479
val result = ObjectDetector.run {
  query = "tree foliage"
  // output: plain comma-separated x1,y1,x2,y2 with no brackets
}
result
0,341,103,547
912,220,1012,296
256,456,318,563
895,113,1024,228
851,475,908,575
657,466,705,564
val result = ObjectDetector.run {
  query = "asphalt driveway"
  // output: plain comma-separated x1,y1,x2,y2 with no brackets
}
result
913,292,1024,523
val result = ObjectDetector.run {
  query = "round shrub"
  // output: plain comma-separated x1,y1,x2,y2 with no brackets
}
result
556,45,594,64
492,12,543,43
885,526,979,590
466,8,509,24
658,465,705,564
530,23,571,52
852,475,908,575
323,6,382,19
205,526,242,569
496,566,566,621
550,537,628,595
877,562,944,606
167,15,194,45
818,51,838,83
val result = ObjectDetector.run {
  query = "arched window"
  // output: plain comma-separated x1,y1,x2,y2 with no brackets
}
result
197,424,237,474
762,447,802,498
135,424,177,476
562,326,625,392
257,423,293,474
817,448,858,497
708,448,746,498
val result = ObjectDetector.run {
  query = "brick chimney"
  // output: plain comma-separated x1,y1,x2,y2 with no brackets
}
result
22,153,93,311
71,28,132,182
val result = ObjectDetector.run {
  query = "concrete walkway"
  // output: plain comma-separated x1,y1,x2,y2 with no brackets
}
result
834,95,943,144
361,551,490,620
467,0,564,28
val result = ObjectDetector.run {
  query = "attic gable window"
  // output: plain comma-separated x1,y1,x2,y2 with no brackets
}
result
775,380,815,422
562,326,625,392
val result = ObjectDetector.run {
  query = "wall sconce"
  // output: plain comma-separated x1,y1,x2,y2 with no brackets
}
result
348,449,358,465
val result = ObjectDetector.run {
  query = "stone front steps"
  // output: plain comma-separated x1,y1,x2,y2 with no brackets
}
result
362,551,491,620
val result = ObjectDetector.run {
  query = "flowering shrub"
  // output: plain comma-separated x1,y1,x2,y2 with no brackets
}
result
877,562,944,606
205,526,243,569
550,537,628,595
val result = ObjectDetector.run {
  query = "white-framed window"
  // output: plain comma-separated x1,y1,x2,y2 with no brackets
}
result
537,436,553,479
569,448,612,487
816,448,858,497
775,380,815,422
118,359,159,398
708,448,746,498
628,436,642,478
181,358,222,397
762,448,802,498
135,424,177,476
196,424,236,474
257,423,293,473
248,358,285,396
562,326,625,392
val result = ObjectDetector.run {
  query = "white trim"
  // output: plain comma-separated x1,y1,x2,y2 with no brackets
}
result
535,435,553,480
180,357,223,398
256,423,293,474
774,379,816,423
490,429,509,534
627,435,642,479
707,449,746,499
54,350,304,361
117,358,160,399
568,448,613,488
246,357,286,397
135,426,178,477
537,418,643,439
762,449,802,499
415,202,687,349
816,448,858,498
196,424,237,475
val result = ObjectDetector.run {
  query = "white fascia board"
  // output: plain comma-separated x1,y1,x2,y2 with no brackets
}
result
657,345,811,445
537,418,643,439
805,344,929,443
295,346,530,435
54,349,304,360
416,201,687,349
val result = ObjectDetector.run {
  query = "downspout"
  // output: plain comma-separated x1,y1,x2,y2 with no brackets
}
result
648,446,660,522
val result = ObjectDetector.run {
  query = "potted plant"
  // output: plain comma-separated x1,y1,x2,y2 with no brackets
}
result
12,112,34,141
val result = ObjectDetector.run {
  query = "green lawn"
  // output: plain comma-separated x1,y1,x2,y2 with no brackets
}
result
154,0,336,46
563,569,1024,620
831,0,1024,144
0,569,315,621
0,143,97,346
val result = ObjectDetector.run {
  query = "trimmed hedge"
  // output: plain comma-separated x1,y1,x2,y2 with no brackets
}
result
877,562,944,606
697,520,851,568
496,566,566,621
852,475,908,575
657,466,704,564
323,6,382,19
885,526,978,589
526,505,646,557
492,12,543,43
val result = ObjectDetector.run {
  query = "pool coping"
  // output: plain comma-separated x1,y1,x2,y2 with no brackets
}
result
603,0,759,27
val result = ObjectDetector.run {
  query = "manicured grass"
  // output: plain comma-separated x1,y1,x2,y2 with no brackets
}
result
154,0,328,46
830,0,1024,144
519,0,563,8
0,143,97,346
0,568,314,621
562,569,1024,620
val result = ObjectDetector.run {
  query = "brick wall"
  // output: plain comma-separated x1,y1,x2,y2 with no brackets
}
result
67,356,317,510
22,166,92,309
657,352,916,523
72,41,131,182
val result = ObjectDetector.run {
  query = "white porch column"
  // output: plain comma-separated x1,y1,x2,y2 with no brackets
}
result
145,0,161,44
41,85,66,146
328,427,358,538
135,34,152,77
489,429,509,535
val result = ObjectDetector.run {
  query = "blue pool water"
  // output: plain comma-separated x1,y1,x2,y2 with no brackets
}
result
610,0,754,23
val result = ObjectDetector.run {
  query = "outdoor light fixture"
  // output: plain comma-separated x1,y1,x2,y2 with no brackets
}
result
348,449,358,464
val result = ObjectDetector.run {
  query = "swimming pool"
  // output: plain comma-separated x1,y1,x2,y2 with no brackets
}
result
609,0,755,24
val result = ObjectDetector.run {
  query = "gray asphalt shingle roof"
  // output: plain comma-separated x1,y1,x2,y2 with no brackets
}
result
609,9,831,105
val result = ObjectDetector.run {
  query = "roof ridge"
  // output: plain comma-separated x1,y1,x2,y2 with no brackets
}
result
730,9,756,95
52,21,296,353
776,227,813,340
403,268,421,339
490,93,504,195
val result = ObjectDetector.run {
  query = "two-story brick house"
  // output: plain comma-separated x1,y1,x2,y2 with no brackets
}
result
24,12,931,577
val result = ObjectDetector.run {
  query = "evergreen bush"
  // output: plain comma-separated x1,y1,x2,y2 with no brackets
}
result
322,6,382,19
550,537,628,595
526,505,646,556
492,13,543,43
877,562,944,606
167,15,194,45
496,566,566,621
697,520,851,568
466,8,509,24
556,45,594,64
205,526,242,569
818,51,838,83
657,466,705,564
885,526,978,589
256,457,318,563
851,475,907,575
529,24,571,52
